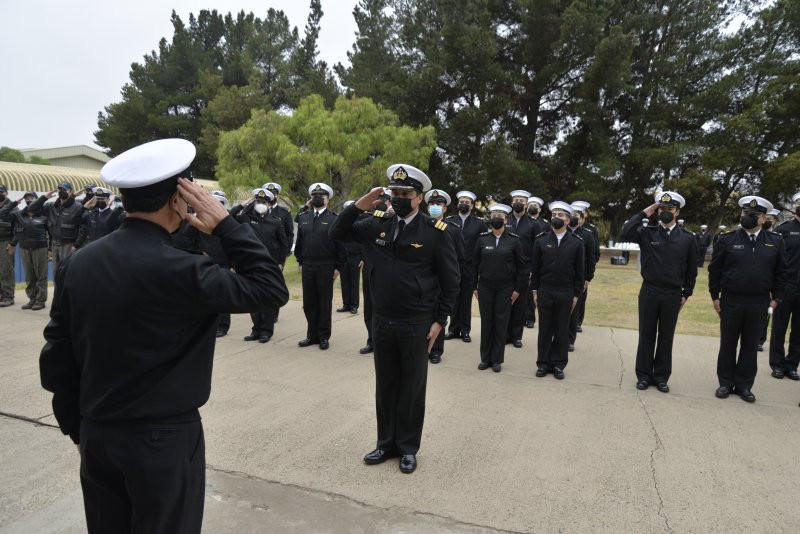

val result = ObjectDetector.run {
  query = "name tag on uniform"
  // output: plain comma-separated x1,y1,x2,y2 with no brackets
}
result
546,244,553,248
791,232,800,236
484,246,495,250
321,221,329,225
650,241,660,246
733,244,745,250
375,238,387,246
764,243,774,247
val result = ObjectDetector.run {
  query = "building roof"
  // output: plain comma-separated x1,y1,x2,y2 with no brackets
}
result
18,145,110,164
0,161,112,193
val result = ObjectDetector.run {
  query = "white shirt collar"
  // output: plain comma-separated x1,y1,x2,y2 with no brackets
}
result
745,228,761,239
314,207,327,215
401,211,418,225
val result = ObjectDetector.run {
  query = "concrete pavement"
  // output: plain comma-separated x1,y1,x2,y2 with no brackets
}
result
2,287,800,533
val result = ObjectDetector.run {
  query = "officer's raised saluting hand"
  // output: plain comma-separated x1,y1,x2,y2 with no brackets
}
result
355,187,386,211
46,189,58,199
177,178,229,234
643,202,660,217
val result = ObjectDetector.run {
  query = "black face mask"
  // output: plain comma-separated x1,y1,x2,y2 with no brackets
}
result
528,207,539,216
740,214,758,230
392,196,413,218
490,218,505,229
374,202,388,212
311,196,325,208
58,191,69,200
0,194,5,202
763,220,772,230
512,202,525,213
458,203,470,214
85,192,94,199
658,211,674,224
551,218,565,230
569,216,579,227
796,207,800,217
96,200,107,210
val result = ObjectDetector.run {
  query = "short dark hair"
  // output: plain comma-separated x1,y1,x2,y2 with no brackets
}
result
121,190,174,213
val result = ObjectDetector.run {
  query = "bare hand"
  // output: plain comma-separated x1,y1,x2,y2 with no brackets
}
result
533,291,538,307
679,297,687,311
584,281,589,291
355,187,386,211
47,250,52,261
84,196,97,209
426,322,443,353
571,296,578,312
770,299,779,310
511,291,519,303
6,244,14,256
279,263,284,271
474,290,479,299
333,269,339,280
358,260,364,269
47,189,57,198
713,299,721,317
644,202,660,217
177,178,229,234
70,246,76,253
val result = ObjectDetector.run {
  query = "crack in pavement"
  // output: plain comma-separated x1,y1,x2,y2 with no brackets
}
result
609,328,625,389
206,464,526,533
0,411,59,429
635,394,673,533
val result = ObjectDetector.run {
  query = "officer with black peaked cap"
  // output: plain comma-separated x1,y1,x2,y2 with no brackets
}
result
329,163,460,474
39,138,289,533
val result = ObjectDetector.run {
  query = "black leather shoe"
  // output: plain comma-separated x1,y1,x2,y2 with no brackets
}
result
656,383,669,393
298,338,318,347
30,301,45,311
215,330,227,338
636,380,649,390
363,448,398,465
757,344,764,352
444,332,460,340
319,340,329,350
350,307,358,314
399,454,417,474
736,388,756,403
525,320,534,328
567,344,575,352
429,353,442,364
336,306,350,313
513,340,522,348
553,367,565,380
244,334,260,341
787,370,800,381
576,325,583,333
536,368,547,377
462,334,472,343
772,369,785,379
258,335,271,343
359,344,373,354
0,299,13,307
715,386,731,399
492,364,501,373
21,300,34,310
478,362,490,370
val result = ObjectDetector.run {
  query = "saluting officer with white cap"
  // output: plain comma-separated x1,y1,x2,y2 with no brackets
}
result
444,190,488,343
329,163,460,474
709,195,787,401
531,201,585,380
294,181,346,351
40,139,289,533
619,191,698,394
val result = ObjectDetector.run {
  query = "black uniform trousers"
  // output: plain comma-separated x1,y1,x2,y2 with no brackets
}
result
635,285,682,384
525,280,536,325
478,284,514,364
301,263,335,341
341,257,361,309
249,307,277,337
717,294,767,390
697,247,708,267
506,292,527,343
536,288,573,370
769,284,800,372
218,313,230,334
373,317,430,455
760,312,770,346
568,289,588,344
79,418,205,534
448,272,474,336
362,266,374,346
576,286,588,327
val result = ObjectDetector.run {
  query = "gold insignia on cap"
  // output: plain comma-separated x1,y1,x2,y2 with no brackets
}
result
314,185,322,192
393,167,408,181
749,199,758,208
661,193,672,203
267,185,276,191
257,191,266,198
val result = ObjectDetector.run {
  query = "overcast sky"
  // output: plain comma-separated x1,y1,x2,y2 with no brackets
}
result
0,0,358,151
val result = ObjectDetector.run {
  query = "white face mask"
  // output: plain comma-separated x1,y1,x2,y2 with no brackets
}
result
254,203,268,214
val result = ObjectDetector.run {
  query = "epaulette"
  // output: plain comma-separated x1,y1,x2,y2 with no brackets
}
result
372,210,389,218
720,230,735,236
680,227,694,235
768,230,782,236
507,232,519,238
445,219,460,227
480,231,491,236
535,231,548,238
573,234,584,241
432,219,448,231
586,222,597,229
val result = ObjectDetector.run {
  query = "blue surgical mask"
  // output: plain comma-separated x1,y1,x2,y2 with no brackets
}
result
428,205,444,218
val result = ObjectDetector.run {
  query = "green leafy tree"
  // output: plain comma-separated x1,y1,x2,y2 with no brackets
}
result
216,94,436,208
0,147,26,163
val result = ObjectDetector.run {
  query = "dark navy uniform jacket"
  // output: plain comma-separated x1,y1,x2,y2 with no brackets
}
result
472,231,528,293
708,228,788,301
